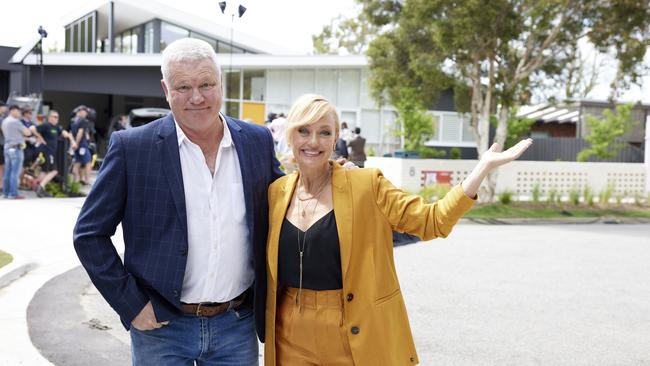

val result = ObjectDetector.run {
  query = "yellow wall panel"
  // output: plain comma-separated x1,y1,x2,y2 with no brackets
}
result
242,102,265,125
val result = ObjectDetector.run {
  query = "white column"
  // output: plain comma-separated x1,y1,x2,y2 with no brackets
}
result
645,116,650,193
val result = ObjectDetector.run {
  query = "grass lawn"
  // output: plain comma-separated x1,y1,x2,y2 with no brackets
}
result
0,250,13,269
466,203,650,219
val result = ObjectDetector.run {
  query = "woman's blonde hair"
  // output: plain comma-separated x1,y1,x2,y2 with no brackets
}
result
286,94,340,146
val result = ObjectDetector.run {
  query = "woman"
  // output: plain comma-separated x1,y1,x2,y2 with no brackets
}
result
265,94,532,365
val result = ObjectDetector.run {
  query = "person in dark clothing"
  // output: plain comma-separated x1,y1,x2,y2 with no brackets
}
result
70,106,92,184
34,110,76,197
333,137,348,159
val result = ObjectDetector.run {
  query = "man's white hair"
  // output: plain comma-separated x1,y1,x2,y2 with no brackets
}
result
161,38,221,83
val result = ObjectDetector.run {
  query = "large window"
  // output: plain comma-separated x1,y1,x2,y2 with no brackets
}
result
190,31,217,51
243,70,265,101
64,11,96,52
424,112,475,147
160,22,189,51
144,22,155,53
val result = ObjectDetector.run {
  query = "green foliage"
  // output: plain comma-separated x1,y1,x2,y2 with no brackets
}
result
615,192,624,205
450,147,461,159
393,89,435,154
547,187,558,204
418,184,451,203
531,182,541,203
583,185,594,206
0,249,13,269
490,109,535,149
569,186,581,206
419,147,446,159
312,10,379,55
599,183,614,206
45,182,68,198
577,103,638,161
498,190,513,205
367,146,376,157
362,0,650,158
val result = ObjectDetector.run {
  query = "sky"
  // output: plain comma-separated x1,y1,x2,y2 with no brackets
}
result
1,0,648,104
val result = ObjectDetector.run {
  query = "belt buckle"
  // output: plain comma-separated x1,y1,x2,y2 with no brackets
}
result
195,302,209,316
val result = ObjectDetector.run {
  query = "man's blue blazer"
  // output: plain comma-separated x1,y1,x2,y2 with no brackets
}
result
73,114,283,341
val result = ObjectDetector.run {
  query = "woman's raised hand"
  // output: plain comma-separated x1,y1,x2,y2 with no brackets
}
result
480,138,533,172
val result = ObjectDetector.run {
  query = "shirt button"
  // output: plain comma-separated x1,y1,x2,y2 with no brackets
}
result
351,326,360,335
346,293,354,302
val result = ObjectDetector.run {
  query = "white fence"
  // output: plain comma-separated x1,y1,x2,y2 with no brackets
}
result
366,157,648,200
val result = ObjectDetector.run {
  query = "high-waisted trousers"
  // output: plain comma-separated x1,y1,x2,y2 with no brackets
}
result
275,287,355,366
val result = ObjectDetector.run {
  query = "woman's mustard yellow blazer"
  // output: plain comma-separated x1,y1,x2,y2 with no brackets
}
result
265,162,476,365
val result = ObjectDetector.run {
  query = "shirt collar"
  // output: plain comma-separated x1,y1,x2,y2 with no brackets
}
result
174,113,232,148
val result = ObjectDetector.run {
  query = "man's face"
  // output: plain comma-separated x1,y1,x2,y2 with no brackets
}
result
23,112,32,120
161,59,223,131
9,108,21,119
77,109,88,119
48,113,60,125
0,106,7,115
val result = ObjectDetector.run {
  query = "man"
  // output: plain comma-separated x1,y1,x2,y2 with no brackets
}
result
34,110,77,197
0,102,8,191
348,126,367,168
20,107,45,187
74,38,282,365
2,105,35,199
70,106,92,184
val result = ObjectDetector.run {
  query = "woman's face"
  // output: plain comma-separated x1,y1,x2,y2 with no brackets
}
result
291,113,338,170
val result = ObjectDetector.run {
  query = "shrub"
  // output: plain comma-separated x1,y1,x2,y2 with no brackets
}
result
450,147,462,159
634,192,643,207
499,190,513,205
569,186,580,206
547,187,558,204
531,182,541,203
615,192,624,205
599,183,614,206
583,185,594,206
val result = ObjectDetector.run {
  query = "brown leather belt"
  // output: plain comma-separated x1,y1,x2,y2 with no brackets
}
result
181,293,246,317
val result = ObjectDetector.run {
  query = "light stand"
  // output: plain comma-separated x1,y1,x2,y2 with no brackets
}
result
219,1,247,116
37,26,48,98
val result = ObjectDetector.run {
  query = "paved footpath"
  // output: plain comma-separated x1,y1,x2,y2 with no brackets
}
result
2,193,650,365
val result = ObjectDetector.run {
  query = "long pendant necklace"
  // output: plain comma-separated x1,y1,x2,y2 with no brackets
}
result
295,170,330,311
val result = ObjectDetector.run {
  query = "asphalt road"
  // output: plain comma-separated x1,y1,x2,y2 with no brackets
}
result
27,223,650,365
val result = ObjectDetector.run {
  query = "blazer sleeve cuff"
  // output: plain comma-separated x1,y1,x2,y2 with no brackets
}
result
441,183,477,220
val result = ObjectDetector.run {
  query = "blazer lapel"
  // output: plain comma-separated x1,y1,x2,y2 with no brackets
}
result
226,116,255,241
267,173,298,284
156,116,188,236
331,163,354,281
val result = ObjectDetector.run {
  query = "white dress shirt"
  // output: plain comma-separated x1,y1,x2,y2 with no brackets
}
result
175,115,253,303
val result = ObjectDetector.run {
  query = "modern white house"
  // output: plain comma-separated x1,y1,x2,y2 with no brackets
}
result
2,0,476,157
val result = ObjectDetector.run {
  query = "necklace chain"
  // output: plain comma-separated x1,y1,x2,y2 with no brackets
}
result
295,166,331,310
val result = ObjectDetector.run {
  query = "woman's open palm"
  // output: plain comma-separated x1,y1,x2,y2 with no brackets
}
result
481,138,533,171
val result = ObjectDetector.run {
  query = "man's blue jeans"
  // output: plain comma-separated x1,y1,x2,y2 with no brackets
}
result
3,147,24,198
130,306,259,366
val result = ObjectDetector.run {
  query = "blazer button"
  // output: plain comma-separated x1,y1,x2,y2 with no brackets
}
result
173,290,179,298
410,357,415,363
350,326,360,335
179,248,187,256
346,293,354,302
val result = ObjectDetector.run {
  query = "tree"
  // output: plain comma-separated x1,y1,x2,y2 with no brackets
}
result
312,10,380,55
577,103,638,162
361,0,650,200
393,88,438,157
490,108,535,150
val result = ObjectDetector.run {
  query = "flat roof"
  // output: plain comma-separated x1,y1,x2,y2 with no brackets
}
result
60,0,292,55
20,52,368,69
